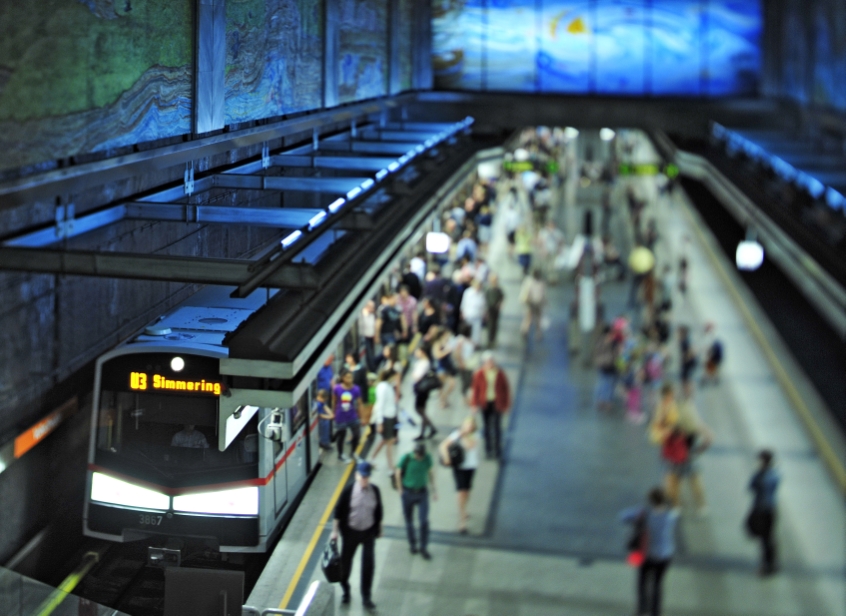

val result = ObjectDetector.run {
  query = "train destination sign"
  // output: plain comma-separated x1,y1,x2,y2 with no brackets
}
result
129,372,222,396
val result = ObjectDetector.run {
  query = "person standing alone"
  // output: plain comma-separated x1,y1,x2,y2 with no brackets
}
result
484,273,505,349
747,449,780,576
332,461,382,611
621,487,680,616
395,442,437,560
471,352,511,459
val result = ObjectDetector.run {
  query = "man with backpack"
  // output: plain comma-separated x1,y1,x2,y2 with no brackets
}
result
395,442,437,559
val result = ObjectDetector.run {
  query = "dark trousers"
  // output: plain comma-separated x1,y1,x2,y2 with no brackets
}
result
340,527,376,600
482,402,502,458
486,309,500,348
401,489,430,550
638,558,670,616
758,510,777,571
335,421,361,458
363,336,375,372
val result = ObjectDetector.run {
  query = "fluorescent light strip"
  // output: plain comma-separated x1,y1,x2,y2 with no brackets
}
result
360,179,375,191
387,162,400,172
415,145,425,153
308,211,327,229
328,198,346,213
281,230,302,248
375,169,388,181
346,187,362,200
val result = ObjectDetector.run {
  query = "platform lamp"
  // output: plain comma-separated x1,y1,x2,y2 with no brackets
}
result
736,230,764,272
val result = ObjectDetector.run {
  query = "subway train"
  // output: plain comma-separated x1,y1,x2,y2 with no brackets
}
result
83,285,325,557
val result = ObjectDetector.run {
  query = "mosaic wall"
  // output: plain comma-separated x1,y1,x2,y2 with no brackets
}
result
338,0,389,103
0,0,194,171
225,0,324,123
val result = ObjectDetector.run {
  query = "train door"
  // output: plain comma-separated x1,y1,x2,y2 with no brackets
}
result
273,411,288,515
286,394,308,498
307,380,320,472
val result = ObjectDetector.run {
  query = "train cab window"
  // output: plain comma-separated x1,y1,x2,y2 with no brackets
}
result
96,389,259,486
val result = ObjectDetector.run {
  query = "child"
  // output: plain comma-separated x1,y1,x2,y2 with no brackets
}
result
314,389,334,451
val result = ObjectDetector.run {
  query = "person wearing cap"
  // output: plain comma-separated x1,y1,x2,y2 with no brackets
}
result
332,461,383,611
395,442,437,559
470,351,511,459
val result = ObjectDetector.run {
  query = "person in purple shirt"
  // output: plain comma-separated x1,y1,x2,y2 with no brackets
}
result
333,370,362,463
621,487,680,616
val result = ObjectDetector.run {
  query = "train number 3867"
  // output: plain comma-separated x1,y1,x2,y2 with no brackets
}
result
139,514,163,526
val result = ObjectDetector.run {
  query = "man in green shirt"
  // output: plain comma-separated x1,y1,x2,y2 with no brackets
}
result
396,442,437,559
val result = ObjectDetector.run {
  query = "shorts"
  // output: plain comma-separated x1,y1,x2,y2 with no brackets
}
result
437,355,458,376
452,468,475,491
381,418,397,440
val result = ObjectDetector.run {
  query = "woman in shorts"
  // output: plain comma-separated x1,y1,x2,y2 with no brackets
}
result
439,417,480,534
370,369,400,469
433,328,458,408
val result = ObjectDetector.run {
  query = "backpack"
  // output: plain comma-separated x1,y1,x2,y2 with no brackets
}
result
661,430,689,464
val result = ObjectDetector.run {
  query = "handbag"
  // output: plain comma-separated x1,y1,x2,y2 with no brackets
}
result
447,440,465,467
321,538,342,583
744,508,765,537
413,371,441,395
626,511,647,567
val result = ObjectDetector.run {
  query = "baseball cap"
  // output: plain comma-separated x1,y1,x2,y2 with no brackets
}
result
413,442,426,456
356,461,373,477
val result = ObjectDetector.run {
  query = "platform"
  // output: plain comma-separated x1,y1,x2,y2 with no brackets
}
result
250,130,846,616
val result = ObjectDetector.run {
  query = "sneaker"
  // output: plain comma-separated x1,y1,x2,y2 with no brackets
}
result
421,549,431,560
410,545,418,554
362,598,377,611
341,593,351,605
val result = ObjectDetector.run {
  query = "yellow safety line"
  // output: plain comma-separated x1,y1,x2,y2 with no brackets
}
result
278,427,370,609
33,551,100,616
680,200,846,493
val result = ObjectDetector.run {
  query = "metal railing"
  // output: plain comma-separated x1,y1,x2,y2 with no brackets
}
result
243,581,333,616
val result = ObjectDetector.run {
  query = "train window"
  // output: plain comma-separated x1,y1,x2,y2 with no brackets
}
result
95,390,258,486
289,392,308,435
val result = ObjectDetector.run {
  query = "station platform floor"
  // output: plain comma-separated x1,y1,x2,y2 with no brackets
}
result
248,131,846,616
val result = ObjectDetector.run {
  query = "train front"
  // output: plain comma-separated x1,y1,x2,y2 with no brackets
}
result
83,350,262,558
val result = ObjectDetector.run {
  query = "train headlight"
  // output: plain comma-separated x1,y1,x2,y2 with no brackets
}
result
173,486,259,516
91,472,169,510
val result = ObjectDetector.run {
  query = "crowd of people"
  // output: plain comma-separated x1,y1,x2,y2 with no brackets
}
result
324,127,782,614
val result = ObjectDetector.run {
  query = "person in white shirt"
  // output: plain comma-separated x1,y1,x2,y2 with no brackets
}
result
460,278,487,346
439,416,480,534
409,253,427,284
359,300,377,371
370,369,400,469
171,424,209,449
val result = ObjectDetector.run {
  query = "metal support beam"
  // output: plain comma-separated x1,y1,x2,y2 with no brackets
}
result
270,155,397,172
213,175,369,194
124,202,374,231
0,248,320,289
358,130,441,142
317,142,421,155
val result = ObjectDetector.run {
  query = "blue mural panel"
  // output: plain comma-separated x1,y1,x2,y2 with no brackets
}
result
431,0,762,96
595,0,647,95
225,0,324,124
537,1,593,93
338,0,389,104
433,1,484,90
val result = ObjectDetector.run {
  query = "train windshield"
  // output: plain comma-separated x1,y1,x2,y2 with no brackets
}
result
94,354,259,487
